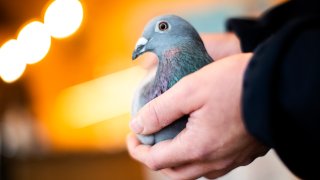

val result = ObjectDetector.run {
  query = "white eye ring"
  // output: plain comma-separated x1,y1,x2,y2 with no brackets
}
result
155,21,170,33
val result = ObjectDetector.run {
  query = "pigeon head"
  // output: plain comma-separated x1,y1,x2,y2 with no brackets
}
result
132,14,203,60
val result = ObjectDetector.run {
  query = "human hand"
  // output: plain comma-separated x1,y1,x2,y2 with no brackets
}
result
127,53,269,180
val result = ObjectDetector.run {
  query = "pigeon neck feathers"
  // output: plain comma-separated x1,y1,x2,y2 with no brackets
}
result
153,40,212,92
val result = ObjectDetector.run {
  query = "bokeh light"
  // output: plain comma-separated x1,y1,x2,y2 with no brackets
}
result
44,0,84,38
18,21,51,64
0,40,27,83
55,66,147,128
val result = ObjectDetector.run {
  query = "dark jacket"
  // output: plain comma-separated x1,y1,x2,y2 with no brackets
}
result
227,0,320,179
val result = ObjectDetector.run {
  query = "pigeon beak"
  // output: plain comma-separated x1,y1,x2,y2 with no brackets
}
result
132,37,148,60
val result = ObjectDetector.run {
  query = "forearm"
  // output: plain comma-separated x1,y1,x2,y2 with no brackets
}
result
242,16,320,179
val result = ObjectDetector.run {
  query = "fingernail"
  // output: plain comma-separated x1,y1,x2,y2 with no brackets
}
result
130,117,143,134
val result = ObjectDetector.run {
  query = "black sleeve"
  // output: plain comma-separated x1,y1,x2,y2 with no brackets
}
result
225,1,320,179
242,16,320,179
226,0,320,52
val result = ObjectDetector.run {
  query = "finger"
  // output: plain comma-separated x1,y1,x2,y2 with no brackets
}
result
203,166,235,179
161,160,236,180
130,76,201,135
135,129,208,170
126,133,151,163
161,163,212,180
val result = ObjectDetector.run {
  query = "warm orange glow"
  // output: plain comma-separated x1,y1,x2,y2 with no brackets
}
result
22,0,282,151
26,0,222,151
44,0,84,38
18,21,51,64
54,66,146,128
0,40,27,83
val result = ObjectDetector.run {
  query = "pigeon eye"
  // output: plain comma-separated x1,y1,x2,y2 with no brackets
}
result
158,21,169,31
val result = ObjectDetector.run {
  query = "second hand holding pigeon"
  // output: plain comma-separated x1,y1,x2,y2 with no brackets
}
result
127,53,269,179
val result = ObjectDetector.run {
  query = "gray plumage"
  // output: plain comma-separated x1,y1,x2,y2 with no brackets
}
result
132,15,213,145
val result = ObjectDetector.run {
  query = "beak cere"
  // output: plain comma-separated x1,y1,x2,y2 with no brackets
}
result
132,37,148,60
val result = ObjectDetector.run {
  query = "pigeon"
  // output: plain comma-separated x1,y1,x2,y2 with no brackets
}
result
131,14,213,145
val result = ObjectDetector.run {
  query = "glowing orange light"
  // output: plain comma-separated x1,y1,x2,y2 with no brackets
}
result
0,40,27,83
18,21,51,64
44,0,84,38
55,66,147,128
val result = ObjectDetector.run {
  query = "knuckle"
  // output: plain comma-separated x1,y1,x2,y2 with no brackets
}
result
146,101,163,130
189,148,209,161
130,148,140,160
239,158,254,167
204,173,219,180
165,170,192,180
171,174,190,180
213,160,233,171
146,156,160,170
128,148,135,157
129,150,141,163
176,174,194,180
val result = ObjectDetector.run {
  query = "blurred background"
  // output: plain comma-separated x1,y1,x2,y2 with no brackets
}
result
0,0,299,179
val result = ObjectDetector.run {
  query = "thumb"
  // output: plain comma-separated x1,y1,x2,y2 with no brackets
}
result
130,76,199,135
